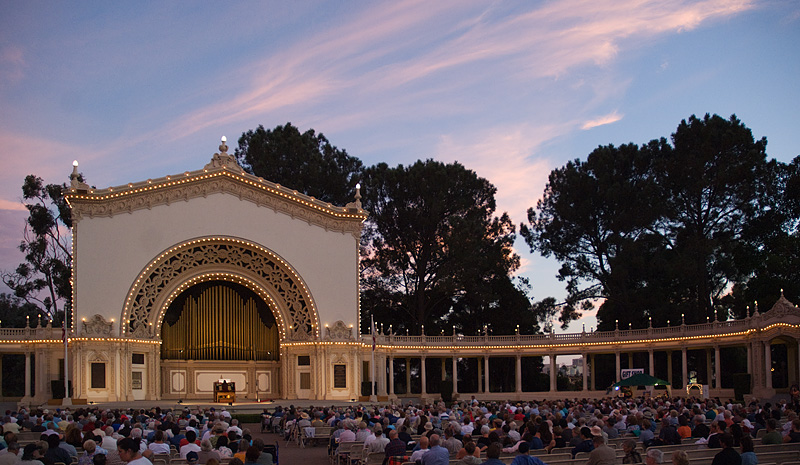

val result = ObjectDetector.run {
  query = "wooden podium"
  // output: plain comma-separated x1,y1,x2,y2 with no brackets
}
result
213,380,235,403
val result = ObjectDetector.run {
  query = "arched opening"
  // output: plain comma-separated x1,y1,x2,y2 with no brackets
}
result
770,336,800,390
160,281,279,361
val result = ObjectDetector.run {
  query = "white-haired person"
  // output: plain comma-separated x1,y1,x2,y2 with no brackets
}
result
645,448,663,465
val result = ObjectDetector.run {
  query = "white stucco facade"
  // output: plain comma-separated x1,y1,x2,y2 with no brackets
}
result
59,141,368,402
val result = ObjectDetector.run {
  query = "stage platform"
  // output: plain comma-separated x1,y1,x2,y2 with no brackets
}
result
14,398,424,414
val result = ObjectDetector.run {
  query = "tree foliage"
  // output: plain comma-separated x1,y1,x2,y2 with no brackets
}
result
2,174,75,321
523,114,792,330
235,123,363,206
0,293,44,327
361,159,535,335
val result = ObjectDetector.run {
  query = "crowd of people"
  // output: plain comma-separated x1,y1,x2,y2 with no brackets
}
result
270,394,800,465
0,406,273,465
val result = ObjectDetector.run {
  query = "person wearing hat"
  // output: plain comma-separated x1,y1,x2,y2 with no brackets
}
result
185,452,199,465
297,412,311,429
590,425,606,444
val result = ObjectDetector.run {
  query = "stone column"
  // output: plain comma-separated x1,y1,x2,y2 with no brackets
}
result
765,341,773,389
746,343,753,387
667,350,673,387
452,356,458,396
590,354,596,390
648,349,654,376
582,353,588,391
714,346,722,389
421,356,427,396
628,353,634,369
681,348,688,388
615,352,621,382
550,355,557,392
477,357,483,393
441,358,446,381
484,355,490,394
515,354,522,394
24,351,31,399
406,358,411,394
378,354,387,396
388,356,395,396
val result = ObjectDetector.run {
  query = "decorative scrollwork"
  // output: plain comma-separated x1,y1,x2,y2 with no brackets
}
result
325,320,354,341
123,238,318,340
763,294,800,321
82,314,113,336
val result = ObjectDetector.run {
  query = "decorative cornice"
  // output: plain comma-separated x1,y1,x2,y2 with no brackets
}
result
64,167,367,238
763,294,800,321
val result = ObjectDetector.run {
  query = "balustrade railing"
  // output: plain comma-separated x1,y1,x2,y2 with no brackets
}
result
365,315,765,348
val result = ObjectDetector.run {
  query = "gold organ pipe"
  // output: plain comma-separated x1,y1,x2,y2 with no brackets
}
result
160,282,279,361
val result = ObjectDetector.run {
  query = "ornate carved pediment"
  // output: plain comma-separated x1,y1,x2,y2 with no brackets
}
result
763,294,800,322
204,138,244,174
82,314,113,336
87,350,110,362
325,320,354,341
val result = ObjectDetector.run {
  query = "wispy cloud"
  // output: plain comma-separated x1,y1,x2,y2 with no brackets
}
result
0,46,26,85
434,122,573,227
581,111,624,130
0,199,25,211
155,0,755,143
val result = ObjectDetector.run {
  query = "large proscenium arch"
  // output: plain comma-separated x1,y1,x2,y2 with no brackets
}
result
121,236,320,341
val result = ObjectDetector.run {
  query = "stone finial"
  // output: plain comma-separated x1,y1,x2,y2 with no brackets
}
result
70,160,90,190
204,136,244,173
346,183,363,210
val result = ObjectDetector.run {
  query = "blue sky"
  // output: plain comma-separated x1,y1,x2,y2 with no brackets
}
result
1,0,797,332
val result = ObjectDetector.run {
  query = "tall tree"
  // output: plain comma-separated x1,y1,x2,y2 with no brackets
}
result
649,114,769,322
0,293,44,327
521,143,662,329
2,175,75,321
235,123,363,206
723,155,800,316
523,114,776,329
360,159,533,335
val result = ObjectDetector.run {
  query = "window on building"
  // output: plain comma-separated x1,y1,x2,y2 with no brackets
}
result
300,372,311,390
298,355,310,366
132,353,145,365
91,363,106,389
334,365,347,389
132,372,143,390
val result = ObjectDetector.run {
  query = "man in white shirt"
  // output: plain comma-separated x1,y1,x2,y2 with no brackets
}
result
460,418,474,436
409,436,429,463
366,428,389,454
180,431,201,459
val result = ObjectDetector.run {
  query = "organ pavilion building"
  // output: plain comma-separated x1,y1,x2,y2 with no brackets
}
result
2,138,799,405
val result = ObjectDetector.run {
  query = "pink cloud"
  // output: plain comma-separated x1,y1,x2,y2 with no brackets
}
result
434,122,573,227
581,111,624,130
0,199,26,212
162,0,752,141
